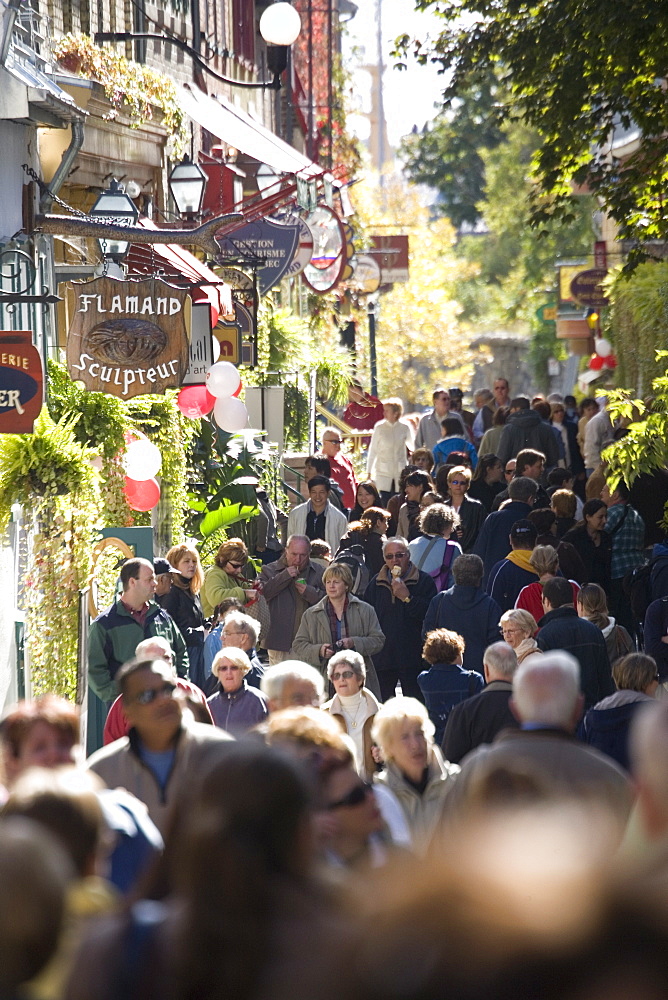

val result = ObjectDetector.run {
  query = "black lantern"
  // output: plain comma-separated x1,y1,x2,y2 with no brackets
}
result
168,156,207,219
89,178,139,261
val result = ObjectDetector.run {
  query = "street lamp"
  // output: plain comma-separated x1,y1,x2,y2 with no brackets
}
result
168,156,207,220
89,178,138,262
259,2,301,89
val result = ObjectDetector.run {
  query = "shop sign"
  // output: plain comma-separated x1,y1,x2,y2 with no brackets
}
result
570,268,608,307
369,235,410,284
0,330,44,433
182,303,215,385
215,217,300,295
66,277,191,398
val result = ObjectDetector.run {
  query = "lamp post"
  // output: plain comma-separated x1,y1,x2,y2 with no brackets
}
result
259,2,302,89
89,179,138,263
168,156,207,221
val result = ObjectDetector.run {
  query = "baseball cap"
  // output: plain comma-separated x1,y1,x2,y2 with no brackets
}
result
153,557,176,575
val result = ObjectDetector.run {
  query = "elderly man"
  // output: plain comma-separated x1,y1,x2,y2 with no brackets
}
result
320,426,358,510
363,537,437,702
415,388,466,451
203,611,265,688
473,477,538,585
260,660,325,712
287,475,348,553
444,652,633,828
422,554,502,673
88,657,231,834
260,534,325,665
441,641,519,763
88,557,188,705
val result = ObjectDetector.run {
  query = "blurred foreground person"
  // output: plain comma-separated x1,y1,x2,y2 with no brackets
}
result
443,653,633,837
66,743,353,1000
629,700,668,857
0,819,71,999
372,697,459,851
345,805,668,1000
260,660,324,712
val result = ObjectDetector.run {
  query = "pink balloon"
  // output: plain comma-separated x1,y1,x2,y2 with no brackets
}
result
177,385,216,418
124,476,161,511
232,380,243,398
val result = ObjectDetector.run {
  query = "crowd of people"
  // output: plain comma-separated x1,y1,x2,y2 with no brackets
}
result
5,377,668,999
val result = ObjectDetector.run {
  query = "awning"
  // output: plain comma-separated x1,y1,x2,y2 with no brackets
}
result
3,52,85,125
126,219,234,326
175,83,323,180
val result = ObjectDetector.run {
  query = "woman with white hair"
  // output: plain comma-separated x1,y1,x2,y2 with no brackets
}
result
372,696,459,849
207,648,268,736
323,650,382,779
499,608,543,663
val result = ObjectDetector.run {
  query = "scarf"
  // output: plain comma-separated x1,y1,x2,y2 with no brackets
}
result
505,549,539,576
515,637,541,663
326,595,350,645
376,562,420,601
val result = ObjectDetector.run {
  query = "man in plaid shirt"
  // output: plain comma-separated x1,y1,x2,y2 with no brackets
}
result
602,481,646,634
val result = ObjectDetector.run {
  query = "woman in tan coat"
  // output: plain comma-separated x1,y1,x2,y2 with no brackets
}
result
323,650,381,779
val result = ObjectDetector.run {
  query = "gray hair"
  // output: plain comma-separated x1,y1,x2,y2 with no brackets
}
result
452,553,483,587
512,652,580,728
260,660,325,702
474,388,494,405
222,611,260,645
286,534,311,551
328,649,366,684
383,536,409,555
630,702,668,818
483,641,518,681
135,636,173,662
508,476,539,502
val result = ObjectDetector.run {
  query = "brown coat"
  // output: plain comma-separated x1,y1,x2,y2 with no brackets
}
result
260,557,324,652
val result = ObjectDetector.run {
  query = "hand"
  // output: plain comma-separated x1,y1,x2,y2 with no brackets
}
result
371,744,384,765
245,589,258,601
341,637,354,649
294,581,307,596
391,577,410,601
286,565,299,578
661,635,668,644
320,644,334,659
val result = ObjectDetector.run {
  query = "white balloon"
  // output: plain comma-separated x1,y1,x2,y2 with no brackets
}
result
213,396,248,433
211,337,221,362
206,361,241,398
595,337,612,357
124,438,162,480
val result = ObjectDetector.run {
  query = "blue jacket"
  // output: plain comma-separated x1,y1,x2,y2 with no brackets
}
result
422,585,501,673
207,680,268,736
578,690,654,771
487,556,539,613
418,663,485,745
650,542,668,603
472,500,533,586
433,435,478,469
643,597,668,681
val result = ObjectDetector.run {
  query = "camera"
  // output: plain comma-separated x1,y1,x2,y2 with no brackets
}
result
334,639,345,651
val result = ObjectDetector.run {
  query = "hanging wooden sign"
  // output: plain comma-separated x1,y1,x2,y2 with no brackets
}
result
66,277,191,398
0,330,44,433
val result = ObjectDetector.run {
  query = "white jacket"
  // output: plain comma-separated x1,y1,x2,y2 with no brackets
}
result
367,418,414,492
583,409,614,469
287,499,348,554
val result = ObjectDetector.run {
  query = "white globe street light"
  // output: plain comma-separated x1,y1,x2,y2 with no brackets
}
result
259,2,301,46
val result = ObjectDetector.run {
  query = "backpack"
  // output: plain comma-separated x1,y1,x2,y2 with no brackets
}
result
331,545,370,597
622,559,656,623
415,537,458,593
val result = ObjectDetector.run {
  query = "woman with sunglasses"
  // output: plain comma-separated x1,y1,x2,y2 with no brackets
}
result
200,538,258,619
207,648,268,736
323,650,382,779
445,466,486,552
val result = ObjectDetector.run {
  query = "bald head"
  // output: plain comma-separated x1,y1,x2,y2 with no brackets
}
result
630,701,668,840
511,653,582,731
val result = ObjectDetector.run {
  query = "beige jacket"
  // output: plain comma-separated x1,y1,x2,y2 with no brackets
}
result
323,688,381,778
374,747,459,851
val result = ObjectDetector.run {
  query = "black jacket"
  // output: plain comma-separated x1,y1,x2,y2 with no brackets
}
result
497,410,559,468
451,495,487,552
441,680,518,764
156,582,205,647
561,524,612,593
422,585,501,673
536,606,614,709
364,567,437,674
472,500,533,585
491,482,551,511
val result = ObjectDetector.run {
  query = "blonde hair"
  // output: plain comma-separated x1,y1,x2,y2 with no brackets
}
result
211,647,252,677
529,545,559,577
371,696,435,758
499,608,538,638
322,563,353,591
166,543,204,594
383,397,404,417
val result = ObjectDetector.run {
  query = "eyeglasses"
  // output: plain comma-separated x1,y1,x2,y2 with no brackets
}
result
324,438,342,445
218,663,242,672
385,552,408,559
227,561,243,569
133,682,177,705
222,630,245,638
327,781,373,811
449,480,467,486
331,670,355,681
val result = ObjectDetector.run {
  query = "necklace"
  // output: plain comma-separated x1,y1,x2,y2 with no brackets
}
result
341,693,365,729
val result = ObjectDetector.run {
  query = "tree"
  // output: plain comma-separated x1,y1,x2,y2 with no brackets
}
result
399,72,504,228
395,0,668,264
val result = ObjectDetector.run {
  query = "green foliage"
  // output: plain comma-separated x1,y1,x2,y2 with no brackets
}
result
396,0,668,265
399,71,504,228
607,262,668,393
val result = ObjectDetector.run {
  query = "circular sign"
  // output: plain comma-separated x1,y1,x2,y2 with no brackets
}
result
570,268,608,307
286,216,314,277
349,254,381,294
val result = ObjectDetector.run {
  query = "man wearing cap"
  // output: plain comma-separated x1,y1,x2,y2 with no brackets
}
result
153,556,175,600
486,520,540,613
88,557,188,705
415,388,466,451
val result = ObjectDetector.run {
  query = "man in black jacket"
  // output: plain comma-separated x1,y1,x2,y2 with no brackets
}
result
441,641,519,763
537,577,614,710
473,477,537,585
496,397,559,468
364,537,436,702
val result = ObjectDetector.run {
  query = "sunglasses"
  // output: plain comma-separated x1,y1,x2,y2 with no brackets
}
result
325,438,342,445
331,670,355,681
386,552,408,559
227,561,243,569
327,781,373,811
133,682,176,705
449,479,467,486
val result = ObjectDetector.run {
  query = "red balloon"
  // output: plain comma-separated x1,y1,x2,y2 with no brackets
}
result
602,354,617,369
589,355,605,370
177,385,216,418
232,380,243,398
124,476,161,511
